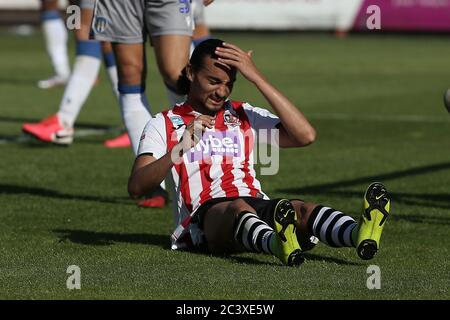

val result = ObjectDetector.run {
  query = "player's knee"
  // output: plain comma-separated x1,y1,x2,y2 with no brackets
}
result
291,200,304,220
160,67,183,90
118,63,144,85
291,200,317,225
226,199,252,218
74,25,91,41
300,202,318,226
302,202,318,216
291,200,319,250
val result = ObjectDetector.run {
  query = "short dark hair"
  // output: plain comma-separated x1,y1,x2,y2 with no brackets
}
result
177,38,226,95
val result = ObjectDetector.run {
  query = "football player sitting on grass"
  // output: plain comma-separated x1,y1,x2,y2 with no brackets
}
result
128,39,391,266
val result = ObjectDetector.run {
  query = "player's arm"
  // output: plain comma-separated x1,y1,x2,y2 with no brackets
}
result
128,152,175,199
128,115,214,198
215,43,316,148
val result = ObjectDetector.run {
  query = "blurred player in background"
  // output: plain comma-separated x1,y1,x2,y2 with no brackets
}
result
91,0,192,156
128,39,392,266
24,0,214,208
191,0,211,50
90,0,213,207
105,0,213,149
38,0,71,89
27,0,212,148
23,0,119,146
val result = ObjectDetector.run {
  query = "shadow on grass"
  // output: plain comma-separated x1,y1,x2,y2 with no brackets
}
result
277,162,450,223
53,229,170,248
178,249,363,267
225,255,280,266
226,252,362,266
0,183,132,206
302,253,363,266
278,162,450,195
292,190,450,226
52,228,277,266
52,229,360,267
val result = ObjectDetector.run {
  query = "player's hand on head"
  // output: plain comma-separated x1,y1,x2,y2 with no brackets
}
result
215,42,264,84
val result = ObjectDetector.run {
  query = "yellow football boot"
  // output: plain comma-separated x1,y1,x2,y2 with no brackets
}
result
271,199,304,266
356,182,391,260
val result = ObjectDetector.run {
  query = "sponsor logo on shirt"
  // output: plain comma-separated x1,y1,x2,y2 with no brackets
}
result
187,131,242,162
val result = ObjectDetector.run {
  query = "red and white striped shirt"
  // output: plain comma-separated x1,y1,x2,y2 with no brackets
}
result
138,100,280,246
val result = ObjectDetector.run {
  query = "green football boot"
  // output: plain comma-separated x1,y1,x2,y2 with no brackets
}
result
270,199,304,266
355,182,391,260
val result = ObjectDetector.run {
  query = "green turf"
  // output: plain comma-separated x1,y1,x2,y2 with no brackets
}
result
0,29,449,299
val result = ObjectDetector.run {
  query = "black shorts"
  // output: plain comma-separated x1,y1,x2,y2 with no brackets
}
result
194,197,303,230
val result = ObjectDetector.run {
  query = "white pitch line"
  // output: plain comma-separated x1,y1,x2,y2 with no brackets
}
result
0,135,30,145
308,113,450,123
1,114,448,145
73,128,119,138
0,127,120,145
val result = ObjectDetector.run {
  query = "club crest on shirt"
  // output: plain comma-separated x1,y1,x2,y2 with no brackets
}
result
170,116,185,129
223,109,241,128
94,17,107,34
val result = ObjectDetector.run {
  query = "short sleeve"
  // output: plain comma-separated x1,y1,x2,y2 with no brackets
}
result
242,102,280,145
137,113,167,159
242,102,280,130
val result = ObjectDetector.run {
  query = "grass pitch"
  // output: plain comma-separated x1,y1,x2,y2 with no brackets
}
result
0,29,449,299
